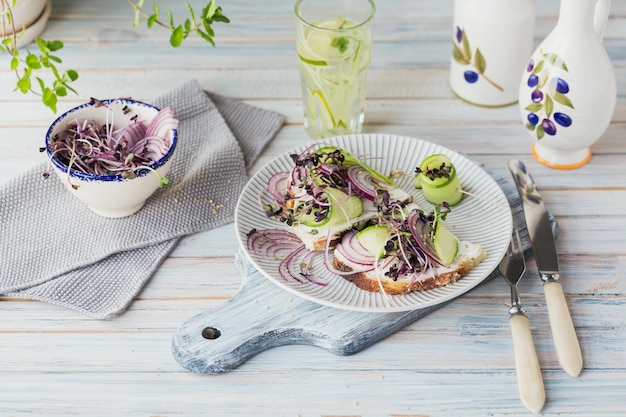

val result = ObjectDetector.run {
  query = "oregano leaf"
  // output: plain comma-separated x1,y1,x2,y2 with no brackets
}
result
212,13,230,23
47,40,64,51
206,0,217,19
36,37,47,52
170,25,184,47
66,69,79,81
166,9,175,28
197,30,215,46
203,21,215,37
42,88,58,113
55,86,68,97
17,77,31,93
147,14,157,28
187,3,196,22
25,53,41,69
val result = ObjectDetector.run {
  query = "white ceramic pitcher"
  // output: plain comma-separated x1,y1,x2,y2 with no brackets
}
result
449,0,536,107
518,0,616,169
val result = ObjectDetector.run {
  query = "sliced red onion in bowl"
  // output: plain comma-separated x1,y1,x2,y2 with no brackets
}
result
145,106,178,142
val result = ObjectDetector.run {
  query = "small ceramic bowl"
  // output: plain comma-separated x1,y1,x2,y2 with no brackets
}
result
45,98,178,218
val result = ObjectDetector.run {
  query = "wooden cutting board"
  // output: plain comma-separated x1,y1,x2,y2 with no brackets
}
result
171,172,556,374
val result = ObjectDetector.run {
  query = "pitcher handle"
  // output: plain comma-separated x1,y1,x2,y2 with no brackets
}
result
594,0,611,42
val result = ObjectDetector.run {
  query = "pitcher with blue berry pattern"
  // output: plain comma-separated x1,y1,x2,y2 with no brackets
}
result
519,0,616,169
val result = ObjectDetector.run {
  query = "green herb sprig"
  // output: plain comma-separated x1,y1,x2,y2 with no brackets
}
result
1,1,78,113
2,0,228,113
128,0,230,47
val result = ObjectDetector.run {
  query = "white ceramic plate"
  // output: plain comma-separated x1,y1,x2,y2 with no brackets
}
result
235,134,512,312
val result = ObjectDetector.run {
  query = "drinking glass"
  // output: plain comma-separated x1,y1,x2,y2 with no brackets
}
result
294,0,375,139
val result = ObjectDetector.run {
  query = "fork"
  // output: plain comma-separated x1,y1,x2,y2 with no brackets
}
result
499,229,545,413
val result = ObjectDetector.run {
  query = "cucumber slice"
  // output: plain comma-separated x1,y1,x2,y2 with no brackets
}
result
421,168,463,206
315,146,394,185
418,154,453,187
416,153,463,206
433,222,459,265
414,175,422,189
356,225,391,259
296,200,330,227
299,187,363,227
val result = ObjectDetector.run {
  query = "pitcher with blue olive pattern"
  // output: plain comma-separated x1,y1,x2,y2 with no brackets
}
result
449,0,535,107
519,0,616,169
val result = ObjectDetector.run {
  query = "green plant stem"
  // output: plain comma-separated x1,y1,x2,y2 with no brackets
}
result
127,0,170,30
2,1,78,112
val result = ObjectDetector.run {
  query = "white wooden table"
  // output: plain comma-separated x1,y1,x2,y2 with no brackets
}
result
1,0,625,415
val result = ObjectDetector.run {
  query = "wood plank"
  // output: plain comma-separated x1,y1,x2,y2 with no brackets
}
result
0,369,624,416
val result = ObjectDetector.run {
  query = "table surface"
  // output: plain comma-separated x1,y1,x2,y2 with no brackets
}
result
1,0,625,416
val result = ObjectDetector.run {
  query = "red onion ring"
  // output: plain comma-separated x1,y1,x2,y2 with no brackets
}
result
345,165,377,201
266,172,290,203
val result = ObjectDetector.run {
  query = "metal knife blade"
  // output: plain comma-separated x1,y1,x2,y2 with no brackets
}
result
508,160,583,378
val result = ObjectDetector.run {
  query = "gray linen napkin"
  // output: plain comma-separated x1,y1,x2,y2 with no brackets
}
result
0,79,284,319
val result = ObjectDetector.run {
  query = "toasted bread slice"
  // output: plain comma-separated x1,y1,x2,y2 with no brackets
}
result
333,240,487,294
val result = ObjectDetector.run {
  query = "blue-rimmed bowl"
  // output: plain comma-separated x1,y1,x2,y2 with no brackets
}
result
45,98,178,218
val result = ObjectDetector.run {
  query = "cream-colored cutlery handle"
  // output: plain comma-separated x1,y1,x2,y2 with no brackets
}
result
510,314,545,414
544,280,583,377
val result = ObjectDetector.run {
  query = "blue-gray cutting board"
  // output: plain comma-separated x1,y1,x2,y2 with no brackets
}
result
171,171,556,374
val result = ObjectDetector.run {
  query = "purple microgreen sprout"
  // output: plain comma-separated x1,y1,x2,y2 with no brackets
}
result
415,162,453,181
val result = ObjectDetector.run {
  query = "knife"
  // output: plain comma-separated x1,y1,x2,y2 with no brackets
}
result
508,160,583,378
